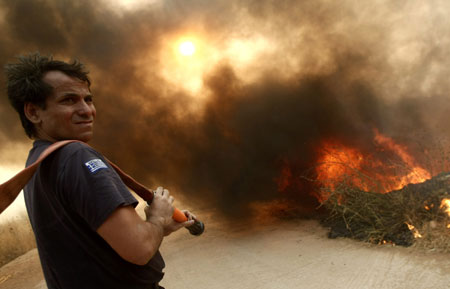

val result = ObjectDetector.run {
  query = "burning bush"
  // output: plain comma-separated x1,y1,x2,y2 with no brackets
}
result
321,172,450,251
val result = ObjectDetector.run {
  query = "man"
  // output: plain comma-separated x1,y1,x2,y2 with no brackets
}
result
5,53,195,289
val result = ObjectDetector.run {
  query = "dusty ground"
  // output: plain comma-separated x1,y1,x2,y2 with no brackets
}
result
1,214,449,289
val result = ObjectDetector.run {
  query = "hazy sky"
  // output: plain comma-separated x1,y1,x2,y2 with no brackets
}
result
1,0,450,220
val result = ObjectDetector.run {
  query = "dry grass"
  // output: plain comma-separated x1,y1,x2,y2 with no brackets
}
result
321,172,450,251
413,220,450,252
0,213,36,267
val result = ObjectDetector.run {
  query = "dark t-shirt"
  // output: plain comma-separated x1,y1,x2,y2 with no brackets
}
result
24,140,165,289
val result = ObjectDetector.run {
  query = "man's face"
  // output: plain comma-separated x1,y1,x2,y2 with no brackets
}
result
32,70,96,142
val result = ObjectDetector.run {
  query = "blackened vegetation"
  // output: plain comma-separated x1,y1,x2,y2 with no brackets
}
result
321,173,450,247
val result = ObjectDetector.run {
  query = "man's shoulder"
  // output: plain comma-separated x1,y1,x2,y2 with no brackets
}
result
59,141,96,155
32,140,96,154
31,140,105,167
58,141,107,167
50,142,113,181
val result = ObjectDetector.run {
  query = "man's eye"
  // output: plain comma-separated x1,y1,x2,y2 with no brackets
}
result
85,96,93,103
61,97,75,104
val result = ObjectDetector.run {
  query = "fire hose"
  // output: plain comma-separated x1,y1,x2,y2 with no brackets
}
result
0,140,204,236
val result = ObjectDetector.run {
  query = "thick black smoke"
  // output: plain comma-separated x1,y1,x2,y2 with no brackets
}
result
1,0,450,218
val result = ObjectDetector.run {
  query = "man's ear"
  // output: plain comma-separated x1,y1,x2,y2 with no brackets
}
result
24,103,42,124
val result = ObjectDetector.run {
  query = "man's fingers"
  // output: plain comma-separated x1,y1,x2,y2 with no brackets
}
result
155,186,164,195
182,210,197,221
154,187,171,198
183,220,195,227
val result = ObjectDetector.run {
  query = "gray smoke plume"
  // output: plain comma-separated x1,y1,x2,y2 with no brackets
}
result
1,0,450,217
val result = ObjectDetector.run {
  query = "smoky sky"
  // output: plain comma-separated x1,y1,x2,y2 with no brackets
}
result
1,0,450,217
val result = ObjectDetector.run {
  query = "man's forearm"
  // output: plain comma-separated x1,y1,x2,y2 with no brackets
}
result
131,219,165,265
97,206,165,266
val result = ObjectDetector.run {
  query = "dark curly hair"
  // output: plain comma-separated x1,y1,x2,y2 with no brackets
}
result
4,52,91,138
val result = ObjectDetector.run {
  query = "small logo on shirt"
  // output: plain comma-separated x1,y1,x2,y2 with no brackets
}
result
84,159,108,173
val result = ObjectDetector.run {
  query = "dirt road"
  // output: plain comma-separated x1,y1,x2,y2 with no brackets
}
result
1,216,449,289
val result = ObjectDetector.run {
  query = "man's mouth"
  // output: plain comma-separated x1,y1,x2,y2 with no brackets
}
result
75,120,94,126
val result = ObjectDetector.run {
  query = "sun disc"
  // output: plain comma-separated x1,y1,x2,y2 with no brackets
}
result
179,41,196,56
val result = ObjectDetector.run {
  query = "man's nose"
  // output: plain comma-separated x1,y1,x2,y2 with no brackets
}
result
77,100,94,116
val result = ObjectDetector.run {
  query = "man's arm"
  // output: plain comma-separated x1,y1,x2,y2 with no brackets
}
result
97,187,193,265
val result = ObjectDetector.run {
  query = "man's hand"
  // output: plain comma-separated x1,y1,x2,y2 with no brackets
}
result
145,187,195,236
97,186,195,265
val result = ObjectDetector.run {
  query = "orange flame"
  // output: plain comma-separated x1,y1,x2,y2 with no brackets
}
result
373,129,431,190
440,198,450,217
315,130,431,200
406,223,423,238
315,141,369,201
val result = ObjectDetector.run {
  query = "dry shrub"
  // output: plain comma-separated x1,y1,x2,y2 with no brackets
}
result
321,172,450,250
413,220,450,252
0,213,36,267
